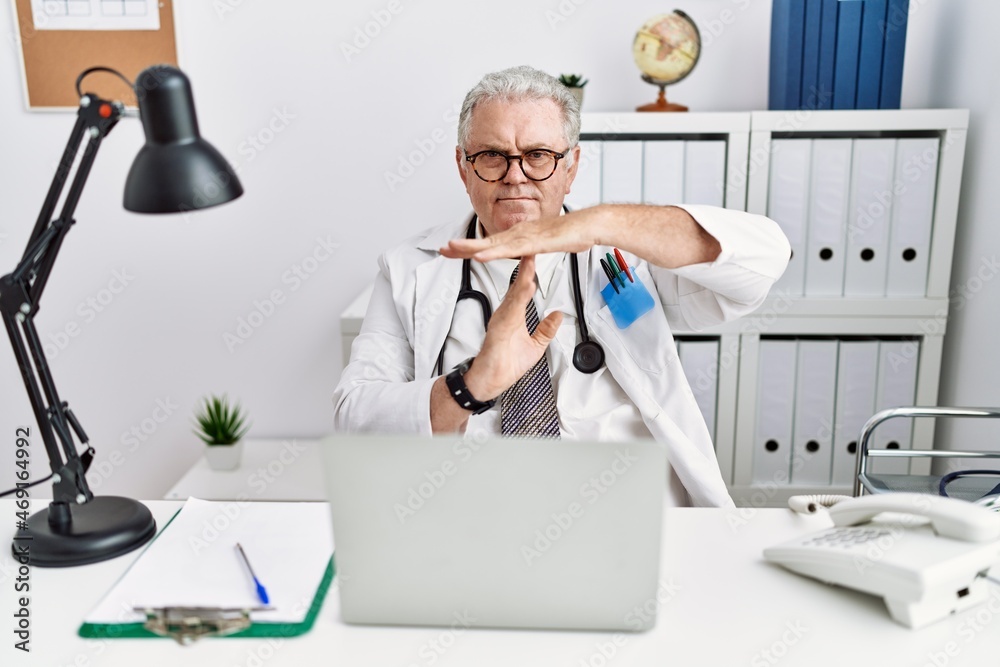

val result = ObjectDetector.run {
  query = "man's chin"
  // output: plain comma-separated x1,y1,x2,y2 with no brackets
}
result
492,203,540,231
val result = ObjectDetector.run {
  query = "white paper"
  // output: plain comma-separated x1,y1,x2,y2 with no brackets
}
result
31,0,160,31
84,498,334,625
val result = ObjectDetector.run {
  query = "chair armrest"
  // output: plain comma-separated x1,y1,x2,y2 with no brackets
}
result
854,407,1000,496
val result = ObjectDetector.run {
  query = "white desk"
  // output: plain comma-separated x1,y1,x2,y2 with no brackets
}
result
3,500,1000,666
165,439,325,501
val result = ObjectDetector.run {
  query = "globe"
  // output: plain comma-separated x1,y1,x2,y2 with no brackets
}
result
632,10,701,112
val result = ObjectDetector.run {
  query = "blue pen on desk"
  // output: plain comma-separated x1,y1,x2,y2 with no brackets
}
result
236,543,270,605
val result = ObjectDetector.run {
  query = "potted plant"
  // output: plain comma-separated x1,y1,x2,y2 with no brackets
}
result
194,394,251,471
558,73,589,107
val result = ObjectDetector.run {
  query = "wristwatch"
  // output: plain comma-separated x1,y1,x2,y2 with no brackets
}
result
445,357,496,415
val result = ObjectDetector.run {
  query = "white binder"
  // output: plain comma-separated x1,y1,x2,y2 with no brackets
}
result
601,140,643,203
804,139,852,296
870,340,920,476
831,340,880,487
753,339,798,485
790,340,839,485
767,139,812,296
886,138,939,297
678,339,719,443
683,140,726,206
844,138,897,296
565,141,602,210
642,140,685,206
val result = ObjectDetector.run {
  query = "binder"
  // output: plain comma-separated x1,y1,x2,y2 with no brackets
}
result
767,139,812,296
683,141,727,206
753,339,798,485
601,140,643,203
855,0,888,109
804,139,852,296
768,0,805,110
566,140,602,210
844,138,896,296
816,0,839,110
791,340,839,485
801,0,824,109
870,340,919,476
678,339,720,443
886,138,938,297
879,0,910,108
831,340,880,486
79,498,335,642
642,140,685,206
833,0,864,110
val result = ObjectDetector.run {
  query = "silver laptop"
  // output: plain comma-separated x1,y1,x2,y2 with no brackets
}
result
322,433,666,631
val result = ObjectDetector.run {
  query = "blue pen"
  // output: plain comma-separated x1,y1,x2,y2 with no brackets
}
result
236,543,270,605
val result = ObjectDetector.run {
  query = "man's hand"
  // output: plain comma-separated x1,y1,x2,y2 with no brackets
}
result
462,255,563,401
440,204,721,269
441,208,603,262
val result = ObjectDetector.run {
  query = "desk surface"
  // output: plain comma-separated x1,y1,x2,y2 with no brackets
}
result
165,439,325,501
3,500,1000,666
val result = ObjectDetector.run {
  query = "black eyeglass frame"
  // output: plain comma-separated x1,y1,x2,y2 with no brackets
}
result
464,148,568,182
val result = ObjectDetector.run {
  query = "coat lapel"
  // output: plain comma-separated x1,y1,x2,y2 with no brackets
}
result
411,216,471,379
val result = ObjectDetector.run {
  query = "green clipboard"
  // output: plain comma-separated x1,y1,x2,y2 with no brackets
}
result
77,503,336,644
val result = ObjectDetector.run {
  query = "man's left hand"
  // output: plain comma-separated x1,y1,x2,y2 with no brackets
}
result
440,207,605,261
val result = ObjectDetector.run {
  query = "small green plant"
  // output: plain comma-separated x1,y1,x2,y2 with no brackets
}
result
558,73,589,88
193,394,250,446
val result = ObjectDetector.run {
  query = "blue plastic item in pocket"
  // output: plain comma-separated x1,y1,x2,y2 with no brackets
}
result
600,267,656,329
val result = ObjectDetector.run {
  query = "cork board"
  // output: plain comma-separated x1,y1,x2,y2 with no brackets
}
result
11,0,178,109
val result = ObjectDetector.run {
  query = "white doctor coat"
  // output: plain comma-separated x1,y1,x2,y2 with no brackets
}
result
332,204,790,507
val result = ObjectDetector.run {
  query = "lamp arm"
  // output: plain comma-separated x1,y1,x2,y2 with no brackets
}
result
21,113,88,259
0,94,122,505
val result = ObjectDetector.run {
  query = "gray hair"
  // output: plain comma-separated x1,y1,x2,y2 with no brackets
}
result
457,65,581,163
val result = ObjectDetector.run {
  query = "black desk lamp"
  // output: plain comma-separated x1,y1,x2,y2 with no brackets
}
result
2,65,243,566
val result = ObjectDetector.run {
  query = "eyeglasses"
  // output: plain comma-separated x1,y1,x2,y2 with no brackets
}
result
464,148,567,182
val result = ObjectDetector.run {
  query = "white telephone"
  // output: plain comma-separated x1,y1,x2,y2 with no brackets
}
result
764,493,1000,629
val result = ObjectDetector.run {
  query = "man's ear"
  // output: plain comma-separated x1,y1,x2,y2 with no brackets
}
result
456,146,469,190
564,144,582,195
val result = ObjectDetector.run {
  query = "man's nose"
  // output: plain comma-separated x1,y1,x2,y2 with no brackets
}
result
502,157,530,184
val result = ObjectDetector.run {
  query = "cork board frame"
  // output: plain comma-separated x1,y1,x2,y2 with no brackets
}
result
11,0,178,110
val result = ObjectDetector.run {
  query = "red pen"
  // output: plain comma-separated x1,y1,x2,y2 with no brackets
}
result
613,248,633,283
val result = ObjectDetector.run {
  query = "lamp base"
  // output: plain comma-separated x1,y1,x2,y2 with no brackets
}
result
13,496,156,567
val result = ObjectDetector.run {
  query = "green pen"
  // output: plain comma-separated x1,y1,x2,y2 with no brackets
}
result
606,252,625,288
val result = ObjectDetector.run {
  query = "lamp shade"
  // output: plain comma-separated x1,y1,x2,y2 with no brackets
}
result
123,65,243,213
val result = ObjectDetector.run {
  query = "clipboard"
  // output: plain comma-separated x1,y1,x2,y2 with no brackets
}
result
78,498,335,644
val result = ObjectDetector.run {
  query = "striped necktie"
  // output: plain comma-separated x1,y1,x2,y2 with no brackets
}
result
500,264,561,439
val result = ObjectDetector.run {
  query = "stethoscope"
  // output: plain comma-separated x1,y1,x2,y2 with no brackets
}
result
434,207,606,376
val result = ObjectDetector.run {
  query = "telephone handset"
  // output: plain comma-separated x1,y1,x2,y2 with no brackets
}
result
764,493,1000,629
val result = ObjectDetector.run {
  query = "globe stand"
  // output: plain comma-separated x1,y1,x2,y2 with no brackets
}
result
637,76,687,113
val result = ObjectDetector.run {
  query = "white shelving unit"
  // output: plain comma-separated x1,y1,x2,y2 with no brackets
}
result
339,109,969,508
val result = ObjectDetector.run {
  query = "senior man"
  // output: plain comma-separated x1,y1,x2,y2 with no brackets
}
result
333,65,789,507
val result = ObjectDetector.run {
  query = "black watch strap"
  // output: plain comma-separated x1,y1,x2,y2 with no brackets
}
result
445,357,496,415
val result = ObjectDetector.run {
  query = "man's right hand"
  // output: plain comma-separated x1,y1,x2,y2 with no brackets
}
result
462,254,563,402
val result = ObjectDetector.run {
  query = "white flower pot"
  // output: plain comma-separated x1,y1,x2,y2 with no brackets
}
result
567,86,584,108
204,441,244,471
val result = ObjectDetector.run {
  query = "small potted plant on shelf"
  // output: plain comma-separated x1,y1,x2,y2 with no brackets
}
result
194,394,251,471
558,73,588,107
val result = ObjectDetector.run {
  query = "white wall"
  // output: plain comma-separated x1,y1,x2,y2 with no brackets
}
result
0,0,992,498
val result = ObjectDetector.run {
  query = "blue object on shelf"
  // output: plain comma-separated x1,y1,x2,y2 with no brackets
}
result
833,0,864,109
856,0,888,108
879,0,910,108
801,0,824,109
600,268,655,330
769,0,806,110
817,0,839,110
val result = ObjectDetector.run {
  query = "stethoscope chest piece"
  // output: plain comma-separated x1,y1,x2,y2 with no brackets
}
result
573,340,604,374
